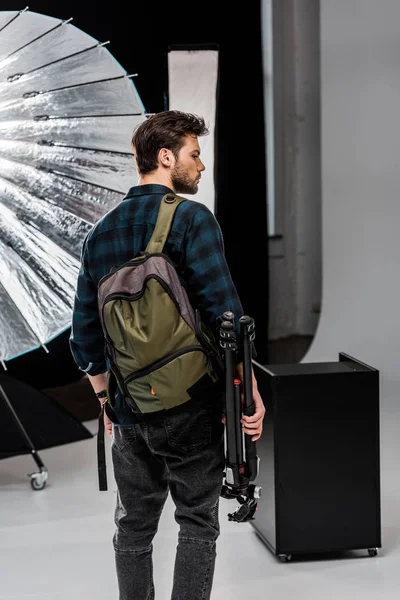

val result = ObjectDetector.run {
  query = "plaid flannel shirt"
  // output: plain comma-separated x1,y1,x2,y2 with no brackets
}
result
70,184,246,385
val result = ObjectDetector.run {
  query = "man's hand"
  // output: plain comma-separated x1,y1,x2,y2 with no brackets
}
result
241,387,265,441
221,362,266,441
221,388,265,441
104,407,113,439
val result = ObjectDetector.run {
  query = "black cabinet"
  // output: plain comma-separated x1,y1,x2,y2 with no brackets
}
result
251,353,381,561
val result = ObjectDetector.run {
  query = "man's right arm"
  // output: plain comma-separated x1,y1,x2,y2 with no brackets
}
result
180,206,265,439
179,206,245,340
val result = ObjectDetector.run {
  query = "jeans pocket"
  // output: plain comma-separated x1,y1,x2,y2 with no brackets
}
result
164,407,212,454
112,425,137,452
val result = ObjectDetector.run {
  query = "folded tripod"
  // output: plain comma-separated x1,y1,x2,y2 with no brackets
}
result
218,312,262,523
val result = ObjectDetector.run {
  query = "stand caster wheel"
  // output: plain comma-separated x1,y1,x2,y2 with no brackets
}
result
29,469,48,491
368,548,378,557
278,554,292,562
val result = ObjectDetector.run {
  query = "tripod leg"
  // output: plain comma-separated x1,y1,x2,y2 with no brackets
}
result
234,379,244,467
224,347,238,485
219,317,243,488
220,312,241,462
0,383,48,490
239,316,260,481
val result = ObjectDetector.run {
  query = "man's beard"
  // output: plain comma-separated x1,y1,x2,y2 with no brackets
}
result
171,163,199,195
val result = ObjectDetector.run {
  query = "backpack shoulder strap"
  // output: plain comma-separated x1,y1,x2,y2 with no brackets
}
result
145,193,185,254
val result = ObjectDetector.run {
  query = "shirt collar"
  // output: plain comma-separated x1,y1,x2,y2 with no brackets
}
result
124,184,175,199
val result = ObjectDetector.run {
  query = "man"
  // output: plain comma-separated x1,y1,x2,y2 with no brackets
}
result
70,110,265,600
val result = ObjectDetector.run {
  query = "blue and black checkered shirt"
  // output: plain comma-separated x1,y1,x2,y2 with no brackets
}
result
70,184,245,382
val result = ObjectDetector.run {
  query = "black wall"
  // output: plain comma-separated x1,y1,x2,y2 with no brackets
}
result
3,1,269,388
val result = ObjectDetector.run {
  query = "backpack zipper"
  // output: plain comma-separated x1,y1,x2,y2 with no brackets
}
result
102,275,181,317
106,353,142,414
100,275,182,350
98,252,183,287
124,345,205,385
194,310,224,376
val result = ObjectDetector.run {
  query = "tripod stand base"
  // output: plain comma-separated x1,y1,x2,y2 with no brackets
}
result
0,374,92,490
29,466,48,491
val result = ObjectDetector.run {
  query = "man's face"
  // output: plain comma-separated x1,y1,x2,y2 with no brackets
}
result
171,135,205,195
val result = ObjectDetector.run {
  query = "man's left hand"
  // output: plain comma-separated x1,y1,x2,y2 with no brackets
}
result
104,408,113,439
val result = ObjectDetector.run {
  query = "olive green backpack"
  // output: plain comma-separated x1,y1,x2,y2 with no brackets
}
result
98,192,223,418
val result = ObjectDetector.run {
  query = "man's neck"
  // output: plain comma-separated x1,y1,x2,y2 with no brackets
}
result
138,173,175,191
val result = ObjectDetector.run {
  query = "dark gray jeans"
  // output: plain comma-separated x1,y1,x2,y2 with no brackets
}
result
111,399,225,600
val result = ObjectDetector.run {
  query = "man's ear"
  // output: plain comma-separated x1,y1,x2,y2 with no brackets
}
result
158,148,174,168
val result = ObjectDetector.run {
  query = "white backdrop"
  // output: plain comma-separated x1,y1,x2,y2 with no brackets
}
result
303,0,400,410
167,49,218,214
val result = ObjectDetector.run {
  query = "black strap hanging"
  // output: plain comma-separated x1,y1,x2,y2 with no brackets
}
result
97,404,107,491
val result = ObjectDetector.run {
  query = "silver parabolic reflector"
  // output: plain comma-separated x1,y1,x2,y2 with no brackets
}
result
0,8,147,366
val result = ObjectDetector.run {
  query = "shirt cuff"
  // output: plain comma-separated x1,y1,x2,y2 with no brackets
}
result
79,361,108,376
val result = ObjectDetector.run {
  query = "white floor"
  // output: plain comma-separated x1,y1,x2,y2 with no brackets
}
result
1,411,399,600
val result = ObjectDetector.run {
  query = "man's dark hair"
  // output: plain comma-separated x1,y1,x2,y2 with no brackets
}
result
131,110,209,175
